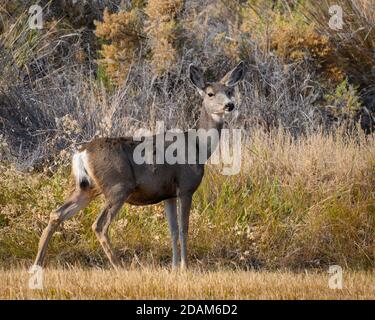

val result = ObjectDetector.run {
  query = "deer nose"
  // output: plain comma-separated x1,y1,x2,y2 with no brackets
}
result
224,103,234,112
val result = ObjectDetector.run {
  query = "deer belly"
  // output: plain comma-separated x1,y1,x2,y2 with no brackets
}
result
126,182,177,205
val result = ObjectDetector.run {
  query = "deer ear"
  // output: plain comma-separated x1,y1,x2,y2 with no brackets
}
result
220,61,245,87
189,64,205,95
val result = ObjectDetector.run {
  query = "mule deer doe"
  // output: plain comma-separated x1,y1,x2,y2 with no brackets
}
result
33,61,245,270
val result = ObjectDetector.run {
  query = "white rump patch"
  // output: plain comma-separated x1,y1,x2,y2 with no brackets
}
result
72,150,91,188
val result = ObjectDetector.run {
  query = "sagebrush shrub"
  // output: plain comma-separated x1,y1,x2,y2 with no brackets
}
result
240,6,343,84
324,79,362,124
95,8,145,85
144,0,183,74
306,0,375,88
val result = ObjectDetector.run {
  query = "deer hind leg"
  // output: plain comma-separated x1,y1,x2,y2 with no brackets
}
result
33,189,92,267
92,189,130,269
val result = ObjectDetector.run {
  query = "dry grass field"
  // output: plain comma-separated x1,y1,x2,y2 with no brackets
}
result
1,267,374,300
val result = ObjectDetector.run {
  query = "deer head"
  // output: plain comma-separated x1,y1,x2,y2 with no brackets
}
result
189,61,245,123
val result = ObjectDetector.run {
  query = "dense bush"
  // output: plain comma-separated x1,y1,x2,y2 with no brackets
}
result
95,7,145,85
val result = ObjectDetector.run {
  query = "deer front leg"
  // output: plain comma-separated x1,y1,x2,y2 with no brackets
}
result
178,195,192,270
165,198,179,269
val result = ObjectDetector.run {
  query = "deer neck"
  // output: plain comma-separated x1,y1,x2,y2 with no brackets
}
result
197,107,224,161
198,107,224,131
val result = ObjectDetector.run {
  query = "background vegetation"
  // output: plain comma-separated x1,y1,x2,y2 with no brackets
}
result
0,0,374,270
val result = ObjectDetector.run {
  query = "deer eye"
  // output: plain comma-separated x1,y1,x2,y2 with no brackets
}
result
207,92,214,97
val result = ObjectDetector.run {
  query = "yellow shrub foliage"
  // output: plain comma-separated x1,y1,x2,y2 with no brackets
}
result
239,6,344,84
270,17,344,83
145,0,184,74
92,1,352,86
95,8,144,85
95,1,183,83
